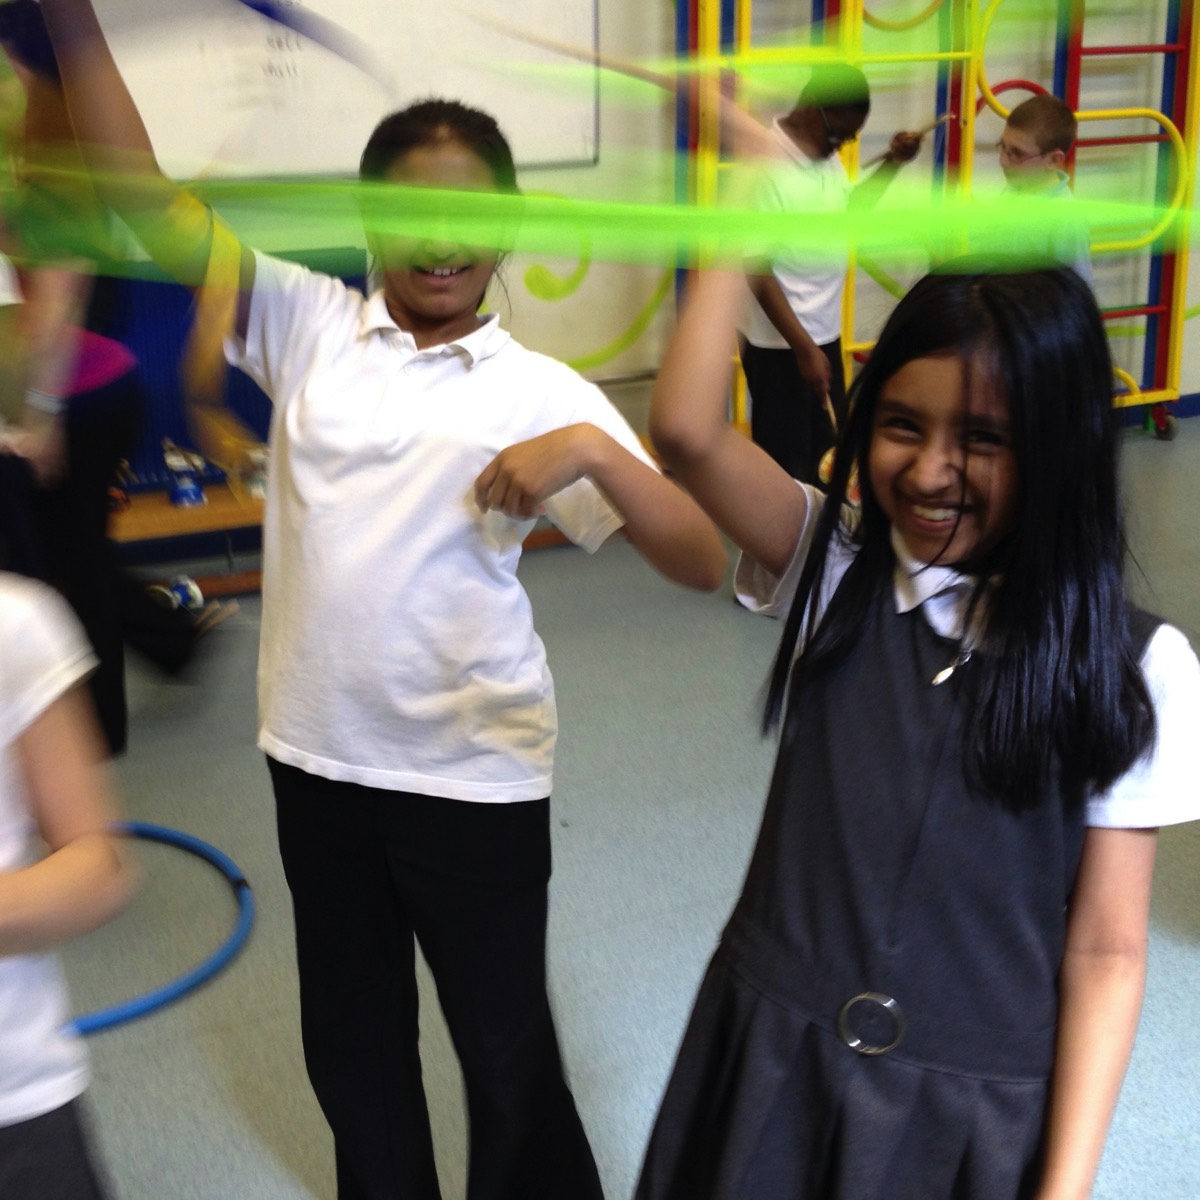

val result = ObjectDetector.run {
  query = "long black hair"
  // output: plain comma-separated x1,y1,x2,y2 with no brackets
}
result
764,266,1156,809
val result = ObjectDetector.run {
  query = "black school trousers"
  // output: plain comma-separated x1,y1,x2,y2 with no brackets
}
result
0,1099,112,1200
742,338,847,487
268,758,604,1200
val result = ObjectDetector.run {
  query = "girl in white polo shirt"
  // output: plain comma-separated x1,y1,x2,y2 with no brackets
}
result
0,571,137,1199
42,3,726,1196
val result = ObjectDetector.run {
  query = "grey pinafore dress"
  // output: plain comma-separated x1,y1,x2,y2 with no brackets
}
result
636,576,1111,1200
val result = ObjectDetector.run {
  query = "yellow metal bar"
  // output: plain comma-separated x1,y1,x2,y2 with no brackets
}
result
1115,388,1177,408
1082,109,1189,254
729,47,975,66
1112,367,1142,399
975,0,1014,119
836,0,859,391
1164,0,1199,395
694,0,723,208
840,0,862,395
863,0,948,32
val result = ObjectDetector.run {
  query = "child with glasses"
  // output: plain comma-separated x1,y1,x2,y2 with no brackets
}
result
997,94,1093,285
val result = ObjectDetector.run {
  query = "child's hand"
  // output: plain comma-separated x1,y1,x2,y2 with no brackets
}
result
794,343,832,393
474,425,599,520
886,130,923,164
0,418,67,486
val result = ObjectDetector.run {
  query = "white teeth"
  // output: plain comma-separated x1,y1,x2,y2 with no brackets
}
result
914,505,959,522
427,266,464,276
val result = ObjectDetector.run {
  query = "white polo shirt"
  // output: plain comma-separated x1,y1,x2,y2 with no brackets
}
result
0,573,95,1127
228,252,657,802
738,119,852,350
734,485,1200,829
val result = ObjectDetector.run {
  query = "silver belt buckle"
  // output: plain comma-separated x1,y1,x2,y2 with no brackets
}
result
836,991,905,1055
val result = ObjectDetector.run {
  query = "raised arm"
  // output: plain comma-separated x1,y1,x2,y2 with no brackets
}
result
1,262,90,485
39,0,219,283
648,267,808,579
847,130,923,211
40,0,260,467
745,273,830,389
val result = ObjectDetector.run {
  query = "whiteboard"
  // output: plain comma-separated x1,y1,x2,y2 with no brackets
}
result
94,0,599,177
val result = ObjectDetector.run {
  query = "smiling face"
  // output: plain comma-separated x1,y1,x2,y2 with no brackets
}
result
868,353,1019,568
367,139,501,347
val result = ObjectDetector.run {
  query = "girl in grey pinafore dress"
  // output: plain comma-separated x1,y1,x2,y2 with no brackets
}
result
637,266,1179,1200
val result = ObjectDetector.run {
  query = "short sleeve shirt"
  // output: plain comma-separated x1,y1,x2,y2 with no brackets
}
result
227,252,659,801
0,573,95,1127
738,119,852,350
734,486,1200,829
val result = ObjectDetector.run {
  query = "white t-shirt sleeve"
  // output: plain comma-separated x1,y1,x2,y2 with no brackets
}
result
732,485,855,627
539,373,661,554
227,250,358,404
0,576,95,747
1086,623,1200,828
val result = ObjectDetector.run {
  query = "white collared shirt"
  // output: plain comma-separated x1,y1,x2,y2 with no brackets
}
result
0,574,94,1127
734,485,1200,828
227,251,657,801
738,117,852,350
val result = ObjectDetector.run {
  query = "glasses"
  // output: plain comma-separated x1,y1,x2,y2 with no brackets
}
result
996,138,1048,165
818,106,859,150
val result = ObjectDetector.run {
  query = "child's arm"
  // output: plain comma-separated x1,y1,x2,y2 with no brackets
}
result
846,131,923,210
1035,825,1158,1200
38,0,232,289
0,684,137,955
648,267,809,579
39,0,261,471
4,262,91,486
745,274,831,392
474,425,727,592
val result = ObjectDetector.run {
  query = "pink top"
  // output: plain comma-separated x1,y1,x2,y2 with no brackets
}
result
69,329,137,397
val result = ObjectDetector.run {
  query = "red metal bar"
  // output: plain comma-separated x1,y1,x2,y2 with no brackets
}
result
973,79,1047,115
945,0,966,173
1063,0,1084,110
1061,0,1084,177
1102,305,1170,319
1079,43,1183,56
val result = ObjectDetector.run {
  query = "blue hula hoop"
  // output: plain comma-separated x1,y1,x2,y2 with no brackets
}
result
69,821,255,1036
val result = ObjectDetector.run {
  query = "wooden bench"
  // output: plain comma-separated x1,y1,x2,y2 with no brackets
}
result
109,483,266,597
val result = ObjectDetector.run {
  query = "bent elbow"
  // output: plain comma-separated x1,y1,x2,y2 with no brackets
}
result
680,532,729,593
647,403,718,473
94,833,141,928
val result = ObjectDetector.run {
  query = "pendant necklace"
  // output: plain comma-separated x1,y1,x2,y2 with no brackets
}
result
931,648,972,687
